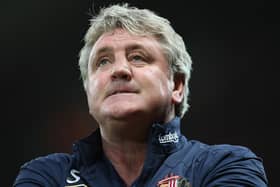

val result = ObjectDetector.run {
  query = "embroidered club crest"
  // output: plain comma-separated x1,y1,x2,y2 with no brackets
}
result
157,175,191,187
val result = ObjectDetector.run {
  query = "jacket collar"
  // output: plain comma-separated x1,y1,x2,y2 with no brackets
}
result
72,117,186,167
149,117,185,154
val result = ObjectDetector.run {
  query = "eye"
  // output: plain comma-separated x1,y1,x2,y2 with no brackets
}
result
129,53,147,64
132,55,144,62
97,58,111,67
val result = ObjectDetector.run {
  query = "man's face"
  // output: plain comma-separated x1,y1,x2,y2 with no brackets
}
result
86,29,183,125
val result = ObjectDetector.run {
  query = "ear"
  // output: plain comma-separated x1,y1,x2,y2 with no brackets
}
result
172,74,184,104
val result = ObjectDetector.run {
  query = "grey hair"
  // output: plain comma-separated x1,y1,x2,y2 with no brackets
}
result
79,3,192,118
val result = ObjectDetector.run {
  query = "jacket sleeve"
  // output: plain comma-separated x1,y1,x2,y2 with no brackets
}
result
196,145,268,187
13,153,71,187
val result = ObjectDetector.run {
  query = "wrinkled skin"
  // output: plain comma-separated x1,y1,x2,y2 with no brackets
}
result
85,28,184,137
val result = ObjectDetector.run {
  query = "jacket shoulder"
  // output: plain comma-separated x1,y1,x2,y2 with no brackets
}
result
189,141,268,186
14,153,72,186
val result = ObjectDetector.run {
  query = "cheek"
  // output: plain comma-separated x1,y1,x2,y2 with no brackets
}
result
158,80,173,97
87,74,107,100
142,69,173,97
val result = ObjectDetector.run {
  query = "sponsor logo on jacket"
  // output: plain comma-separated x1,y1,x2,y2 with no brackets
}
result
158,132,179,144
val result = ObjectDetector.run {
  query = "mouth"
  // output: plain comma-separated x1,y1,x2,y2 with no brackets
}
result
106,86,139,98
108,90,137,97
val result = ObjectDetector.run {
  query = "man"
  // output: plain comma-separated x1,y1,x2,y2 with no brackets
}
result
14,4,268,187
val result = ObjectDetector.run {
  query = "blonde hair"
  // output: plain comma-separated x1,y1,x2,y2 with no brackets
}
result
79,4,192,118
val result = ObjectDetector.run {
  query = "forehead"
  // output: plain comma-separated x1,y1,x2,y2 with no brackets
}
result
91,29,163,54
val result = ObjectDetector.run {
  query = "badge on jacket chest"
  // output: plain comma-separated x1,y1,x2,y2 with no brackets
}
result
157,175,191,187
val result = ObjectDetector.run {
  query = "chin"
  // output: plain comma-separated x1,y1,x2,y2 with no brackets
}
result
102,105,142,119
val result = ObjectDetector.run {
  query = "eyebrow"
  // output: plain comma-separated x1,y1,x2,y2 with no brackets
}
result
94,44,147,54
90,47,113,64
90,43,155,64
126,44,149,52
93,44,151,56
93,47,114,57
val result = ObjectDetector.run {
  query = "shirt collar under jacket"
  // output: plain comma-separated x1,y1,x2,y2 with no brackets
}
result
72,117,187,179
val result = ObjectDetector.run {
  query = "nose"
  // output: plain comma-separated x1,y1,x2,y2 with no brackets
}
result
111,60,132,81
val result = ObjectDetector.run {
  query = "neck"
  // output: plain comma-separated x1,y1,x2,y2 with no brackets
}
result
102,134,147,187
98,114,175,186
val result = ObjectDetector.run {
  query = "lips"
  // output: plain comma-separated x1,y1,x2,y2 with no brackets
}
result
110,90,134,96
106,85,139,98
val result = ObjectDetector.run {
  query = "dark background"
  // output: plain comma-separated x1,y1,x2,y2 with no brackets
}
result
1,0,277,186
